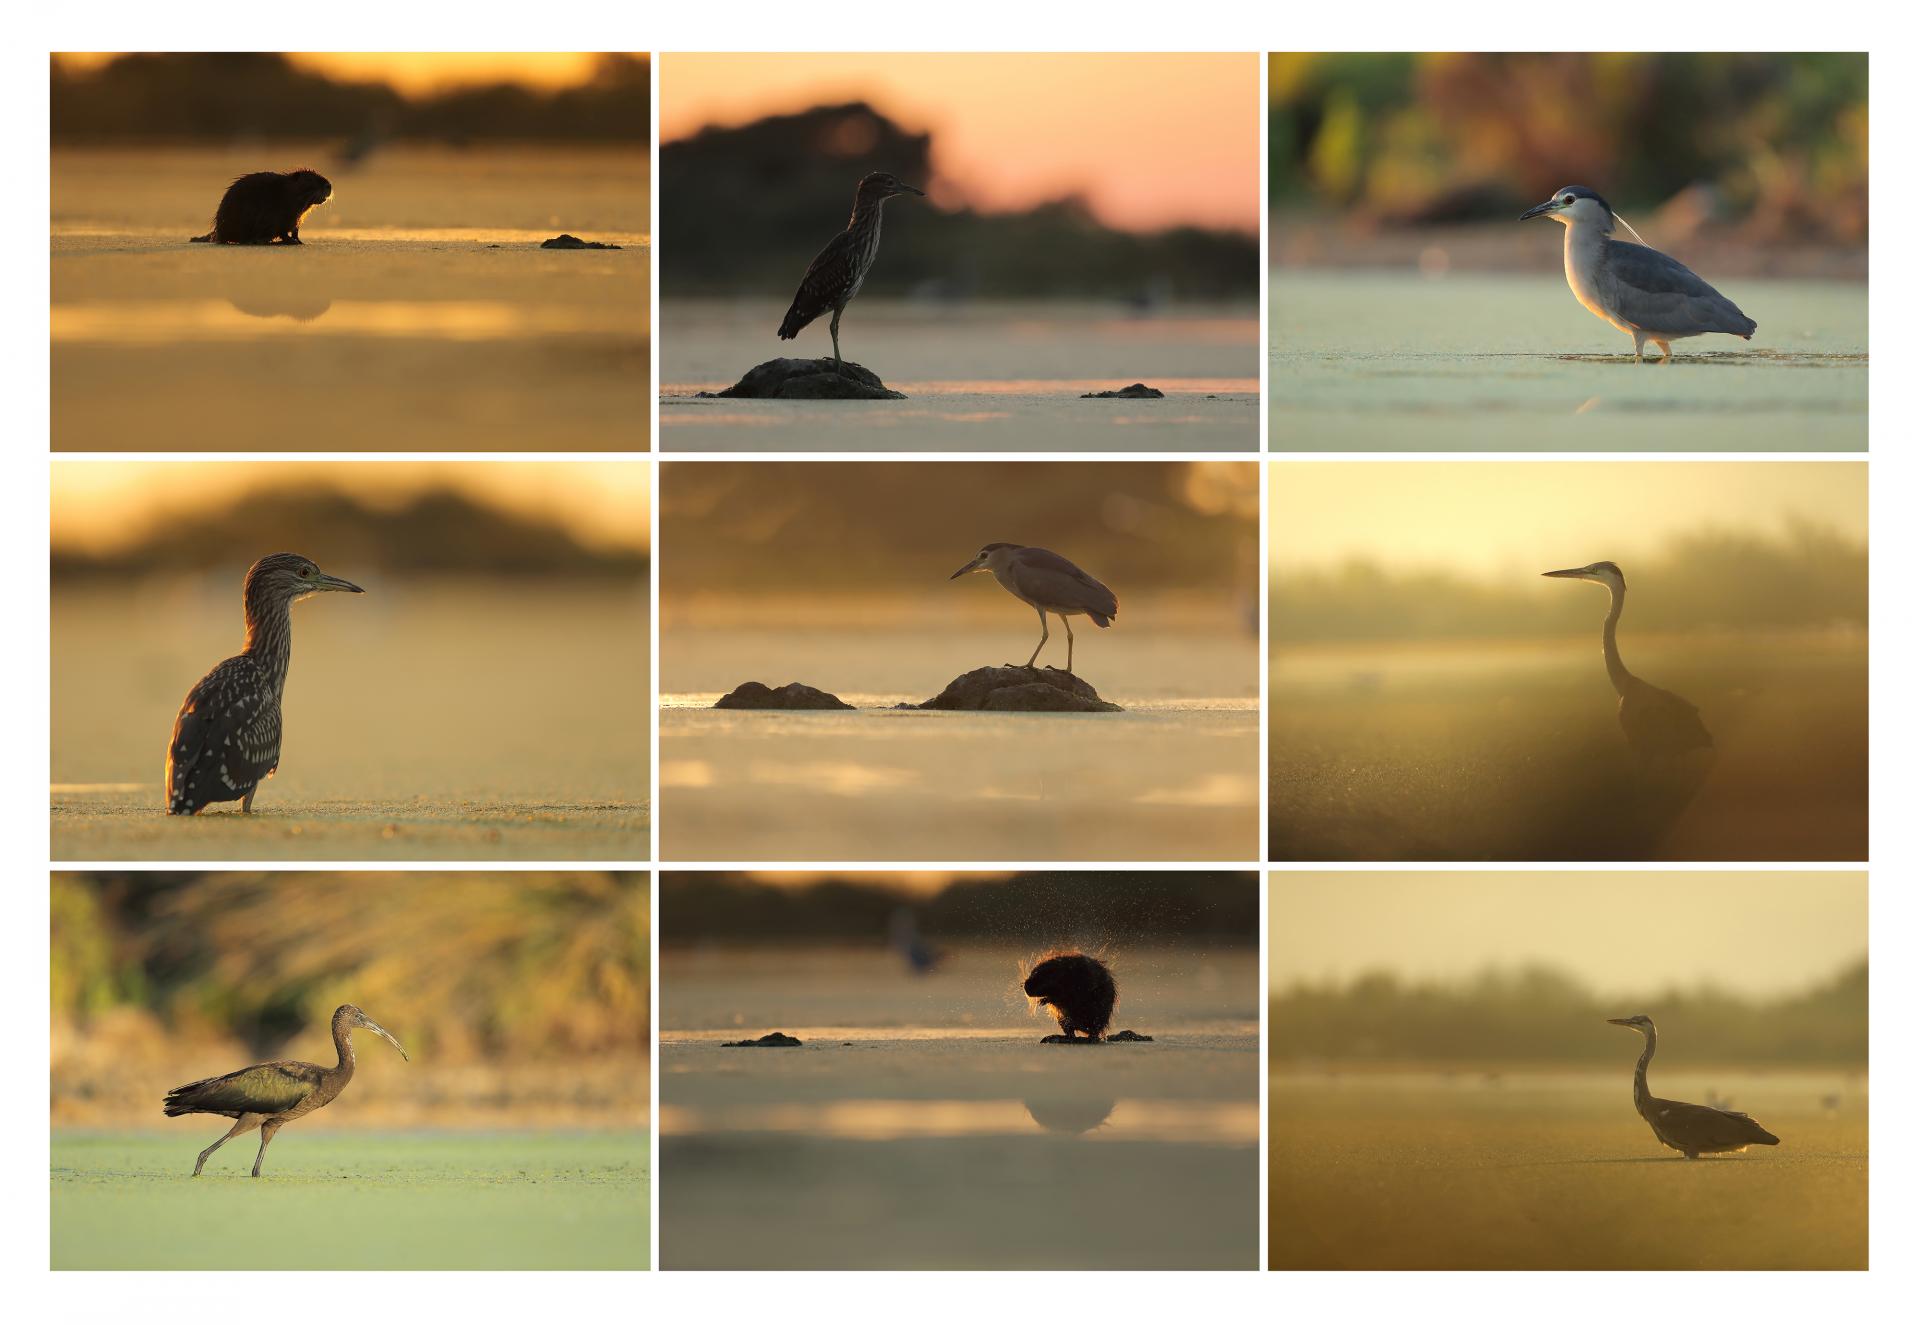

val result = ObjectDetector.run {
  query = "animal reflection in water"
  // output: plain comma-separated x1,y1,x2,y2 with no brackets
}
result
1024,1095,1119,1134
1608,1015,1779,1159
163,1004,408,1177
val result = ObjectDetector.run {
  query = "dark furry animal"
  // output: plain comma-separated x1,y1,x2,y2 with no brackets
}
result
1024,952,1117,1041
190,170,333,245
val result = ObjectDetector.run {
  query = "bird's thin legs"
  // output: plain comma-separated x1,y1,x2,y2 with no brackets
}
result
251,1120,283,1178
1025,607,1049,669
1632,331,1647,364
193,1116,254,1176
1654,339,1674,363
242,785,256,814
829,306,844,370
1061,615,1076,674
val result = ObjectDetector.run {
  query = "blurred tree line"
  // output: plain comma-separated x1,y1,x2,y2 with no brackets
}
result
1275,521,1866,642
1270,53,1867,242
662,872,1257,945
1272,958,1866,1065
52,873,648,1060
661,102,1257,300
51,53,649,143
53,487,647,582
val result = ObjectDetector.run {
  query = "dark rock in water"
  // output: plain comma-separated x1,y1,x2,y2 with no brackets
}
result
909,666,1122,713
1107,1030,1154,1042
1081,383,1165,399
723,1031,803,1047
697,358,906,401
541,234,623,250
714,681,854,711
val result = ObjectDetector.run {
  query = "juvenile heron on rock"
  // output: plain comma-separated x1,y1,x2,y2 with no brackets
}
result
778,171,924,369
1521,185,1756,362
950,543,1118,675
166,553,363,816
1608,1014,1779,1158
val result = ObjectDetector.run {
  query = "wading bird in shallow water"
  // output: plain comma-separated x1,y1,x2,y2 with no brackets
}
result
778,171,924,369
166,553,363,815
1607,1015,1778,1158
164,1004,408,1177
1542,562,1712,765
1520,185,1756,362
950,543,1118,675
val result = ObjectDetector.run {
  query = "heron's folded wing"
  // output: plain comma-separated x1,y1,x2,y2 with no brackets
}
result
169,1062,321,1114
1009,550,1119,618
786,230,861,326
1604,241,1754,332
169,657,282,805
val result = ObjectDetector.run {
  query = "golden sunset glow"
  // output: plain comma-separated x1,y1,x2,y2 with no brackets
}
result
54,52,629,94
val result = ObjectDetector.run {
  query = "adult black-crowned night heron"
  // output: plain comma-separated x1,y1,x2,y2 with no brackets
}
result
1607,1015,1779,1158
166,553,363,816
778,171,924,368
949,543,1118,675
1521,185,1756,362
1543,561,1712,762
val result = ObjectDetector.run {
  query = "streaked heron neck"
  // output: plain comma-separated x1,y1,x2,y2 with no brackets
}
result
1600,581,1631,697
847,197,886,237
242,591,295,691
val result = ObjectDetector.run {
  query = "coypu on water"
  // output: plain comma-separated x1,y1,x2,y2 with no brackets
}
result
1024,952,1117,1042
190,170,333,245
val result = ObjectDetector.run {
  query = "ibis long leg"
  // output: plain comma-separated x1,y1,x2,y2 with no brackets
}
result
251,1119,284,1178
194,1115,259,1177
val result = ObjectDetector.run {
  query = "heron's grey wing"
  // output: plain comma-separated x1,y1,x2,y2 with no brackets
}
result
1008,550,1118,620
1619,679,1712,758
1602,240,1756,336
1649,1096,1778,1149
167,655,282,812
164,1061,320,1116
779,229,861,336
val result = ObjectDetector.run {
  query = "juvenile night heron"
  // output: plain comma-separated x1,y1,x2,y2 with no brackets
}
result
1543,561,1712,763
165,1004,408,1177
1607,1015,1779,1159
166,553,363,816
1521,185,1756,362
778,171,924,368
950,543,1118,675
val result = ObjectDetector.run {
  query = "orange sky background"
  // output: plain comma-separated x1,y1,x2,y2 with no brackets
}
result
661,53,1259,235
51,462,650,555
54,53,631,95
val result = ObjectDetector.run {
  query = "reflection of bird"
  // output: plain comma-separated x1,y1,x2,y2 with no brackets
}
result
1521,185,1755,362
164,1004,408,1177
1607,1015,1779,1159
166,554,364,815
887,907,944,975
1023,1095,1118,1134
1542,562,1712,764
950,544,1118,675
778,172,924,368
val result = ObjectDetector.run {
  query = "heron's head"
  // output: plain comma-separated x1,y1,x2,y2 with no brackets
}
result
1542,560,1624,594
336,1004,409,1061
286,169,333,209
857,171,925,204
246,553,365,605
1608,1014,1655,1035
949,542,1019,579
1520,185,1613,231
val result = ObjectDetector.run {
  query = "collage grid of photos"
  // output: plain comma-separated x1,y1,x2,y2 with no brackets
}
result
46,49,1867,1278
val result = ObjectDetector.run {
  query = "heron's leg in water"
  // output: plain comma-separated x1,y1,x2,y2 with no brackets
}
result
1632,330,1647,364
829,306,843,370
251,1119,284,1178
1061,615,1076,674
1025,607,1049,668
1654,338,1674,363
194,1115,256,1176
242,785,256,814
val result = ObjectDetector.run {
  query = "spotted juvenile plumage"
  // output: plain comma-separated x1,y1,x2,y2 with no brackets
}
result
778,171,924,366
166,553,363,816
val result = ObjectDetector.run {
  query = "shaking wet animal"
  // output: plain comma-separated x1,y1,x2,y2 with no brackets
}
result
950,543,1118,675
1025,953,1117,1042
191,169,333,245
1521,186,1755,362
164,1004,408,1177
166,553,364,816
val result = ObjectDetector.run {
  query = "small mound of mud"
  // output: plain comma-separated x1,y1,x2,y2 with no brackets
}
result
1039,1030,1153,1044
723,1032,803,1048
1081,383,1164,399
1107,1029,1154,1042
714,681,854,711
907,666,1122,713
541,234,623,250
697,358,906,401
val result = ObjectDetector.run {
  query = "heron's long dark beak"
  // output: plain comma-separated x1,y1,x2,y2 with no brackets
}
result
1519,199,1558,221
317,572,365,594
897,183,925,197
949,560,978,580
1606,1017,1635,1027
1541,568,1585,579
361,1017,409,1061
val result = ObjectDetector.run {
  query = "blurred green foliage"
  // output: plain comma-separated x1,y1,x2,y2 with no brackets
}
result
1272,958,1865,1065
51,873,648,1059
1270,53,1867,240
1275,521,1866,643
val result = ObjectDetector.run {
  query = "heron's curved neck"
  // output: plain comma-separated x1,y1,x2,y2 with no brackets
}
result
331,1019,357,1080
1600,581,1631,697
848,196,886,233
1631,1027,1656,1108
242,591,294,689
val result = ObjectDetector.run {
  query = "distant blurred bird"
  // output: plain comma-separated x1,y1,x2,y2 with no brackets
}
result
888,907,945,975
950,543,1118,675
166,553,364,816
1542,561,1712,765
778,171,924,368
1521,185,1756,362
1607,1015,1779,1158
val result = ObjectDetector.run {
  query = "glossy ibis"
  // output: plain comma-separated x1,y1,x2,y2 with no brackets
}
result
163,1004,408,1177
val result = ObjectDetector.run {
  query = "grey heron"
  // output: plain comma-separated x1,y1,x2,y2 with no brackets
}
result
1521,185,1756,362
1607,1015,1779,1158
778,171,924,368
1543,561,1712,763
949,543,1118,675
